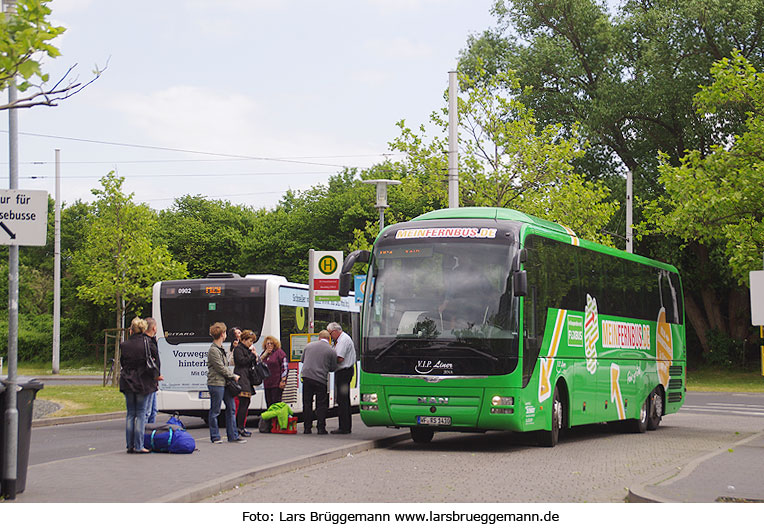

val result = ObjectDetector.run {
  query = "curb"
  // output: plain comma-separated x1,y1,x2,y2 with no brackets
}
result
32,412,125,427
156,431,412,503
627,429,764,503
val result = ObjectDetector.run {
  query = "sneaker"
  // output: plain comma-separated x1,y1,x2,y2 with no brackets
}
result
238,429,252,437
212,439,223,444
317,429,328,435
303,429,312,434
229,438,247,444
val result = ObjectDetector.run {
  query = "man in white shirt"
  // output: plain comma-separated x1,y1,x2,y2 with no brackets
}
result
327,322,356,434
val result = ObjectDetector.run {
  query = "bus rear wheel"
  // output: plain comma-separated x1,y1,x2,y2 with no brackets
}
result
647,389,663,431
410,427,434,444
537,386,563,447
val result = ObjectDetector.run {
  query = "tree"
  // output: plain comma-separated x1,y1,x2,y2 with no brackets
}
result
0,0,103,111
645,51,764,357
390,70,618,243
71,173,187,370
459,0,764,360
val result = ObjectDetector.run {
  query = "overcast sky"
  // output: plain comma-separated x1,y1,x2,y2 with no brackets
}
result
1,0,496,211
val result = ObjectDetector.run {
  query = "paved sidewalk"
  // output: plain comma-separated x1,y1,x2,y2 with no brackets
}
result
17,415,409,503
629,430,764,503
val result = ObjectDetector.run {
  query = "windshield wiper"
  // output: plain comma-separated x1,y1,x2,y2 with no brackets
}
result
416,344,499,362
373,339,404,361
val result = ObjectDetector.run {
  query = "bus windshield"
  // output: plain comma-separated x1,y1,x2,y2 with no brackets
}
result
159,279,266,345
362,238,519,376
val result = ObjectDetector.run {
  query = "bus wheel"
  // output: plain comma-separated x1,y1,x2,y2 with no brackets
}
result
629,396,649,433
410,427,434,444
647,389,663,431
537,386,562,447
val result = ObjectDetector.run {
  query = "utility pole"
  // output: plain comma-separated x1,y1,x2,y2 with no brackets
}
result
626,169,633,253
3,0,20,501
448,70,459,208
52,149,61,374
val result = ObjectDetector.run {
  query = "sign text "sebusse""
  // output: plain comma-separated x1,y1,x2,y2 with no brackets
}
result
395,227,497,239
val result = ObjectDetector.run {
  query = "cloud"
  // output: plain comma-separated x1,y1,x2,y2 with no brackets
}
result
365,36,434,61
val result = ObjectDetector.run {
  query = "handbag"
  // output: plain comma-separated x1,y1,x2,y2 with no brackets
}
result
225,377,242,397
144,336,159,378
256,360,271,381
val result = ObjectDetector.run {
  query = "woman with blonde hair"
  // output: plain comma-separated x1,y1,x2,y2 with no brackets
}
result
259,335,288,407
119,317,157,453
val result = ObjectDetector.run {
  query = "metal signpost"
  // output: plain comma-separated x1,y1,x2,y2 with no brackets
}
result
2,189,48,499
362,179,400,230
751,261,764,376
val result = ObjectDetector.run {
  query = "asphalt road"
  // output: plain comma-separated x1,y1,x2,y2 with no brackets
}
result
203,392,764,503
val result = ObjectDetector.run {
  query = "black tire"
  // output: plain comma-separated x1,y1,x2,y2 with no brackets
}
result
647,389,663,431
629,395,649,433
537,386,563,447
410,426,434,444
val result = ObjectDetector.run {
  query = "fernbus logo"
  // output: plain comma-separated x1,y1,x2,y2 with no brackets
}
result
318,255,338,275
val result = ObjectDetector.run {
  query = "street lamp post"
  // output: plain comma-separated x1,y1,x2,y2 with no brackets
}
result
362,179,401,231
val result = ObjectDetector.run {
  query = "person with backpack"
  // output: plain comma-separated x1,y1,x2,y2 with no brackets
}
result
233,329,258,437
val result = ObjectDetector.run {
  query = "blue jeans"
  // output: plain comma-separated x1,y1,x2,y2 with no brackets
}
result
208,385,238,442
144,392,158,424
124,391,149,451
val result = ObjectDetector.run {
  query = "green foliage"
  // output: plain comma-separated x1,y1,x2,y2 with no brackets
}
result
703,328,746,368
0,0,64,93
156,195,262,278
390,69,618,244
647,51,764,286
71,173,187,327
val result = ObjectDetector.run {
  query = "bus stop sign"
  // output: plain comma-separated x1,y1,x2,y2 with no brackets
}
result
0,190,48,246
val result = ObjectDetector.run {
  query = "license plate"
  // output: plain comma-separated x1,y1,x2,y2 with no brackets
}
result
417,416,451,426
198,391,210,399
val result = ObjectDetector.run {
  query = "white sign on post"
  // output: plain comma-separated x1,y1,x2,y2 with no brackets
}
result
0,189,49,246
751,270,764,326
313,251,343,301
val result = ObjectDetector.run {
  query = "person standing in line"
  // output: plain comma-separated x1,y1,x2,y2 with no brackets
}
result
119,317,154,454
143,317,162,424
260,335,288,407
327,322,356,434
233,329,258,437
227,327,241,366
207,322,246,444
300,330,336,435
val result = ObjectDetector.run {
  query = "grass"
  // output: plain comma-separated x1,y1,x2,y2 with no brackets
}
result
11,361,104,376
686,366,764,393
35,384,125,417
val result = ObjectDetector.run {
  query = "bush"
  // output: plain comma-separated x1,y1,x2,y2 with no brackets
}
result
704,328,746,368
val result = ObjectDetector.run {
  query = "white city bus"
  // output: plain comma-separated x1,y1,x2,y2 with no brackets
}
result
152,273,360,421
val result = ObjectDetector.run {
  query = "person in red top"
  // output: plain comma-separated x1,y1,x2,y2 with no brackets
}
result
259,335,288,407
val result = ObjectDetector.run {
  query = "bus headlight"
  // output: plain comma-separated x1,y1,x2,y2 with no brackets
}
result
362,393,378,403
491,395,514,406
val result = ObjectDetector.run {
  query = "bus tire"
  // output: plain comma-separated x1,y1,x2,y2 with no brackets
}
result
537,386,563,447
410,427,434,444
647,389,663,431
629,395,649,433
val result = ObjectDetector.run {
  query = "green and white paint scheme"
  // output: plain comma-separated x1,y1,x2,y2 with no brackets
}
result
358,207,685,446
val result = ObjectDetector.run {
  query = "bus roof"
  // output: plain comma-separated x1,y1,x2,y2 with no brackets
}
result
412,207,574,237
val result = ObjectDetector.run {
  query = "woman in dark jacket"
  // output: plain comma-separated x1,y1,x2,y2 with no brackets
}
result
260,335,288,408
233,329,257,437
119,317,158,454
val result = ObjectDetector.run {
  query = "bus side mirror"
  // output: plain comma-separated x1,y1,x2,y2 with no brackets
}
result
513,270,527,297
339,249,370,297
339,273,353,297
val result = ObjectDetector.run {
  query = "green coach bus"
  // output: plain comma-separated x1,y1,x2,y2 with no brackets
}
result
340,207,685,446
